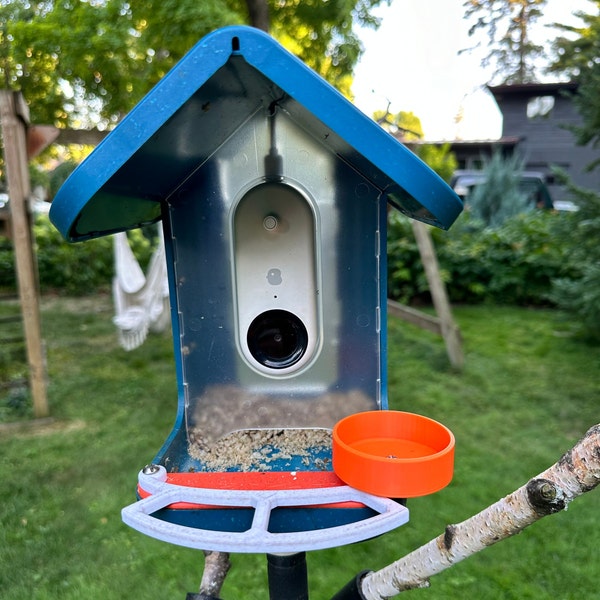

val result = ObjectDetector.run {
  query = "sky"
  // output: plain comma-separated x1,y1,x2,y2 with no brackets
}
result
351,0,594,141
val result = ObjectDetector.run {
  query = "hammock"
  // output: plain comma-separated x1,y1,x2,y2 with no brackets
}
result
112,230,170,351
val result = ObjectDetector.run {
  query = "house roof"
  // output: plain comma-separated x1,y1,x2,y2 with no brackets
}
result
50,26,462,241
488,81,579,99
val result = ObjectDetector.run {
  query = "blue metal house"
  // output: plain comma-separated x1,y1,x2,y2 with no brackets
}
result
50,26,462,554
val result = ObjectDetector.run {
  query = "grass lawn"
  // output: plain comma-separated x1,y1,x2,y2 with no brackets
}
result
0,295,598,599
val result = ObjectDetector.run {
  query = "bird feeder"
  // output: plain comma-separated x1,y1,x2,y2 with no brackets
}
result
50,26,462,555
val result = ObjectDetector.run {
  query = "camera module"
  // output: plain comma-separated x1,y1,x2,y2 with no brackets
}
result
247,309,308,369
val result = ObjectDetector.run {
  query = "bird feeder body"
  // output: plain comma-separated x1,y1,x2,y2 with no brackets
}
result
50,26,462,552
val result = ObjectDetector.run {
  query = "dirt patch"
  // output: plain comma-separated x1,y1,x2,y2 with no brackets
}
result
0,417,87,438
41,294,112,314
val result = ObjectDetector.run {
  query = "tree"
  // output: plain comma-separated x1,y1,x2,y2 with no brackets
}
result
548,176,600,342
462,0,547,84
416,144,458,183
545,1,600,341
547,1,600,154
546,1,600,78
373,107,424,141
0,0,389,129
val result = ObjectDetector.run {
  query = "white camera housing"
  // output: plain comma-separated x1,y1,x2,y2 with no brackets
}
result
232,181,321,376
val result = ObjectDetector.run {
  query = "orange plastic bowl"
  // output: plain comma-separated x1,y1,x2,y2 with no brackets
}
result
332,411,455,498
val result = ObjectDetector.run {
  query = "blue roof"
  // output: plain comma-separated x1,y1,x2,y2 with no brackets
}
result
50,25,462,241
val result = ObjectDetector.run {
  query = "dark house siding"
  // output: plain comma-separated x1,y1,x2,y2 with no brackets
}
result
427,82,600,205
490,82,599,203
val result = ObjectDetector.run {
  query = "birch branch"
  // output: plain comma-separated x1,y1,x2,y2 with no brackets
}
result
199,551,231,598
360,423,600,599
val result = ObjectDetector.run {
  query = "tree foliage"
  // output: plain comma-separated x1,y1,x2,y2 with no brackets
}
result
373,108,424,140
416,143,458,183
547,1,600,78
547,1,600,155
463,0,547,84
0,0,388,128
547,174,600,342
545,1,600,341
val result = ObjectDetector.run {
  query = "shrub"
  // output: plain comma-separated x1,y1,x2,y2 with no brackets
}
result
548,176,600,342
466,151,531,228
33,215,114,295
0,207,574,309
0,214,155,296
388,210,574,307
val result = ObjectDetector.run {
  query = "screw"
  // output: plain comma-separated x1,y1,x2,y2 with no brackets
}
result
142,464,161,475
263,215,279,231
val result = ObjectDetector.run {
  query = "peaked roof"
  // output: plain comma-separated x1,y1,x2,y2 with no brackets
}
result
50,26,462,241
488,81,579,99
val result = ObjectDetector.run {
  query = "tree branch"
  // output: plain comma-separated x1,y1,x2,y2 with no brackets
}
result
199,551,231,598
245,0,269,32
360,424,600,599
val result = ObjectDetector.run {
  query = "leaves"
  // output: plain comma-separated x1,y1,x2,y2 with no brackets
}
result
1,0,388,127
387,210,574,307
462,0,548,84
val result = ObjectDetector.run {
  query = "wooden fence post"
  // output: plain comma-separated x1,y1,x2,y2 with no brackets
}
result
0,90,49,418
410,221,464,369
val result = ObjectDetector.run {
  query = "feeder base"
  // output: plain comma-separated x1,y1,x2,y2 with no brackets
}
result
122,465,409,553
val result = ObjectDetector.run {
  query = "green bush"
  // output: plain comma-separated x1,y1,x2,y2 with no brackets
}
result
0,236,15,289
33,215,114,295
0,208,576,309
0,214,155,296
388,210,574,306
547,177,600,342
387,213,428,304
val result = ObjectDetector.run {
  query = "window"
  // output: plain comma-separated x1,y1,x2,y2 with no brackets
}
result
527,96,555,119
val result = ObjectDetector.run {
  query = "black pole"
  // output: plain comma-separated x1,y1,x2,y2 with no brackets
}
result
329,570,372,600
267,552,309,600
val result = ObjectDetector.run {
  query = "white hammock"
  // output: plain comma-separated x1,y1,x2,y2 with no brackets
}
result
112,230,170,351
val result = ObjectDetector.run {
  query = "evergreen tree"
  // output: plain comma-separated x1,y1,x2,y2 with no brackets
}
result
548,175,600,341
546,1,600,341
463,0,547,83
466,152,529,228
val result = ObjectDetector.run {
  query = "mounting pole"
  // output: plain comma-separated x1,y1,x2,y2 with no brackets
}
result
267,552,309,600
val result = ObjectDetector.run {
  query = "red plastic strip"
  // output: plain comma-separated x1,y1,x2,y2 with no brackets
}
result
137,471,363,510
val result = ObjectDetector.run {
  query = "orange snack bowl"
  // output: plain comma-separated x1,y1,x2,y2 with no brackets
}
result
332,411,455,498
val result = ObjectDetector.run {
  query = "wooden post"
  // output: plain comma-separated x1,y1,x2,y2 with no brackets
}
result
410,221,464,369
0,90,49,418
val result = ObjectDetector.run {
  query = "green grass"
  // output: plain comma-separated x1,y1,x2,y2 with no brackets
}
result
1,297,598,599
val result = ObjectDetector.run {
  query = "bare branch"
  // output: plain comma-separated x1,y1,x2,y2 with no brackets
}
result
360,424,600,598
199,551,231,598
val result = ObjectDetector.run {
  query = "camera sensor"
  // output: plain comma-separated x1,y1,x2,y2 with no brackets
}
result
247,310,308,369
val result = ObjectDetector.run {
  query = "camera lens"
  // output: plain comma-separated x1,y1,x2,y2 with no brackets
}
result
247,310,308,369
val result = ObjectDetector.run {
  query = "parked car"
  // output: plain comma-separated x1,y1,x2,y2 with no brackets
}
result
450,170,555,210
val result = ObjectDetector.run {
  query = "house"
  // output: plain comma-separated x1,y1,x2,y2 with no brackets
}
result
431,82,600,205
